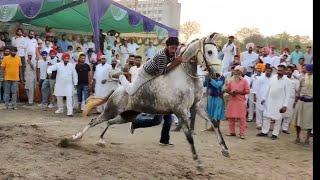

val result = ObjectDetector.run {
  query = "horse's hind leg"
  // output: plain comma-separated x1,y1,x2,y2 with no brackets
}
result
196,104,229,157
178,114,204,171
98,115,130,144
72,109,115,141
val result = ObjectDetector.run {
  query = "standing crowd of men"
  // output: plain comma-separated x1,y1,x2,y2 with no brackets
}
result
0,29,313,146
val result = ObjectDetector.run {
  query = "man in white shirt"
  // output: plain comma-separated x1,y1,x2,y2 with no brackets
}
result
11,28,27,81
129,55,142,82
281,65,300,133
247,66,263,122
221,36,237,75
41,40,52,54
119,39,130,67
252,66,273,129
240,43,258,77
83,36,96,53
263,47,280,68
144,42,157,60
93,55,113,113
257,65,290,140
127,38,139,55
24,52,37,106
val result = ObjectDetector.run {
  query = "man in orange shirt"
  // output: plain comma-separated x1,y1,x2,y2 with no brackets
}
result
1,46,22,109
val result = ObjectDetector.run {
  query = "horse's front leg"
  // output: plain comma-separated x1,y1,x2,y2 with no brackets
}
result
196,103,230,157
177,113,204,171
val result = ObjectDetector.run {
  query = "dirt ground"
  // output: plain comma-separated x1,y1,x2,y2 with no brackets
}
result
0,103,312,180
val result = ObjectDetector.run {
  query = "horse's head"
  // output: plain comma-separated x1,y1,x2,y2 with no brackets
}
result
181,33,222,77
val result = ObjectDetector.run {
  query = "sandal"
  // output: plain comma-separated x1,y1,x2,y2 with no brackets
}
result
226,133,236,136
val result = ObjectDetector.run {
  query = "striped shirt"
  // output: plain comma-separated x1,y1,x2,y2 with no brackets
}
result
143,48,174,76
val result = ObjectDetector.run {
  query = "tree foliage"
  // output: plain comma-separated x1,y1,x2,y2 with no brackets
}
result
180,21,200,43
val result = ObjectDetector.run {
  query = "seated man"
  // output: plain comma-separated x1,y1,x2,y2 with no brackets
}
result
119,37,182,95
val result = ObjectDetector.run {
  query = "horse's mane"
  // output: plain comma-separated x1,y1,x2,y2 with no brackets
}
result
180,39,202,61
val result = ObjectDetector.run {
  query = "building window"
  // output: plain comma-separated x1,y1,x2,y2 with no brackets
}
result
158,10,162,14
142,11,146,14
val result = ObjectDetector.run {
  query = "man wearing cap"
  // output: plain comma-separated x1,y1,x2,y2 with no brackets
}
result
119,37,182,96
257,65,290,140
247,65,263,122
47,53,78,116
24,52,37,106
1,46,22,109
253,66,273,130
240,43,258,77
281,65,300,134
37,51,50,108
293,64,313,146
221,36,237,75
290,45,304,65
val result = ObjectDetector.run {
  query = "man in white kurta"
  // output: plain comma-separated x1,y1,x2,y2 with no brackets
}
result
241,43,259,77
247,66,262,122
252,67,273,129
93,56,113,113
47,53,78,116
257,65,290,139
221,36,237,75
24,52,36,105
281,66,300,133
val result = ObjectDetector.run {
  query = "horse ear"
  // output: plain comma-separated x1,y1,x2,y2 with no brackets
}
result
209,32,218,40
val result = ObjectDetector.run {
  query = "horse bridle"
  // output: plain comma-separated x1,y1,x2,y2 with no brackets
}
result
196,38,219,78
179,37,219,79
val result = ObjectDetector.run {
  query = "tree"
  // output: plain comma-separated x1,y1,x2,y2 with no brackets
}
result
235,27,261,42
180,21,200,43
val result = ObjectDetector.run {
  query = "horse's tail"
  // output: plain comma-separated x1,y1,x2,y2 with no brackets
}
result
82,90,115,117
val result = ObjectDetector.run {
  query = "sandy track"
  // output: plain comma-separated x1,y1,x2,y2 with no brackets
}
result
0,104,312,179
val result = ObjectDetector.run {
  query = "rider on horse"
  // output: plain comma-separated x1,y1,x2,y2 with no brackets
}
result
119,37,183,95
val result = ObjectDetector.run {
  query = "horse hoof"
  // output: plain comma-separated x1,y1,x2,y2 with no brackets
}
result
96,139,106,147
222,150,230,157
196,164,204,172
71,134,82,141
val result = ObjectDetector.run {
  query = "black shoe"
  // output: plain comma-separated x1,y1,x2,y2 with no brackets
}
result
256,133,268,137
282,130,290,134
271,135,278,140
67,114,73,117
159,142,174,146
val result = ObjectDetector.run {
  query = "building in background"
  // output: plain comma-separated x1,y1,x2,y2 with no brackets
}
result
117,0,181,30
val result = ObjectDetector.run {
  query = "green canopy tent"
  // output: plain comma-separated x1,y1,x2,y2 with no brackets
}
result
0,0,178,52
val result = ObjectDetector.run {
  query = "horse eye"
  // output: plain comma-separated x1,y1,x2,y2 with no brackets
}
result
208,50,213,55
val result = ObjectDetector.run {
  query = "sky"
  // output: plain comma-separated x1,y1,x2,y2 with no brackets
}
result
179,0,313,38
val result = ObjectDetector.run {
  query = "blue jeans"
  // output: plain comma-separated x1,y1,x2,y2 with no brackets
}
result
245,72,253,77
133,114,173,144
41,79,51,105
4,80,18,107
0,81,3,101
77,84,89,106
